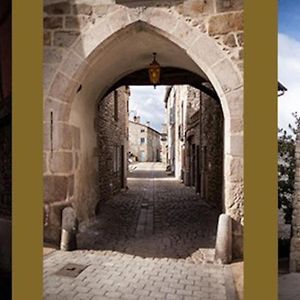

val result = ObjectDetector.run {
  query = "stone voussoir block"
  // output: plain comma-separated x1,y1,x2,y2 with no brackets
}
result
65,16,90,29
72,4,93,16
54,30,80,48
44,97,71,122
44,47,65,65
225,134,243,157
44,122,74,151
187,35,224,72
73,19,112,59
48,72,78,103
107,7,131,33
170,18,202,49
221,87,243,120
43,64,57,93
141,8,178,37
229,118,243,134
72,126,81,150
225,156,243,181
93,4,112,18
208,11,243,36
58,50,87,82
211,58,242,94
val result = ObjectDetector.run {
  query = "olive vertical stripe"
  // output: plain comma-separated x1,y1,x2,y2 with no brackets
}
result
244,1,278,299
12,0,43,299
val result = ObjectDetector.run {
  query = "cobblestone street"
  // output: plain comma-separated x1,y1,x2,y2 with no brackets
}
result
44,163,237,300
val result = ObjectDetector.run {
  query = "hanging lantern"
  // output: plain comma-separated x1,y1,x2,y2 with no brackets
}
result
148,52,160,89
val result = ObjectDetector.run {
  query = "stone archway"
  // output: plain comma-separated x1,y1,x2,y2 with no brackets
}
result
43,4,243,255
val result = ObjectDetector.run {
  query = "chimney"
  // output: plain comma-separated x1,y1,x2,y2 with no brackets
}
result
146,121,150,127
133,116,137,122
136,116,140,123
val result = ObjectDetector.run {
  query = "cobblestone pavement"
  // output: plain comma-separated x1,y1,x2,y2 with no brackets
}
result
44,163,237,299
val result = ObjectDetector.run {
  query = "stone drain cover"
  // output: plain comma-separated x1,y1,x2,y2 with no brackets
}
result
55,263,88,278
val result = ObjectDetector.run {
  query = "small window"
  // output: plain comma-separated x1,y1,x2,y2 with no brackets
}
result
141,129,145,133
140,138,145,144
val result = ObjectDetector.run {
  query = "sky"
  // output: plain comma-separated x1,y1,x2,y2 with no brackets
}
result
128,86,167,132
278,1,300,130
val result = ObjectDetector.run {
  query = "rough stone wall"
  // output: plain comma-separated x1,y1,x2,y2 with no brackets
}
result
290,136,300,271
95,87,129,212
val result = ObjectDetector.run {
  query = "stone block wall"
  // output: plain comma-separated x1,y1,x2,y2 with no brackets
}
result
183,85,223,211
198,87,223,210
43,86,129,243
95,87,129,212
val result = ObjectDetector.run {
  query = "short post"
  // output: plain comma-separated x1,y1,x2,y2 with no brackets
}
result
215,213,232,264
60,207,77,251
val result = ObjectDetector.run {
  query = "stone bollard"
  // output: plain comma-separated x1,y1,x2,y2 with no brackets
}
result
60,207,77,251
215,214,232,264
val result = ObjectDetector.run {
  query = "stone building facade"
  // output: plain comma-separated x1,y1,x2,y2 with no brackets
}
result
129,117,161,162
0,0,12,297
96,86,129,212
165,84,223,210
43,0,244,257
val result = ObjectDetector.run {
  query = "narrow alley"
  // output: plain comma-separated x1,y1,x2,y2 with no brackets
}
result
43,163,237,300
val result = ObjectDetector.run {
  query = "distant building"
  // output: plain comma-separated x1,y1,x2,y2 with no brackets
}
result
129,117,161,162
165,85,223,208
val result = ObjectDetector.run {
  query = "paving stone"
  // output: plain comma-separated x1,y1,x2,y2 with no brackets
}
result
44,163,236,300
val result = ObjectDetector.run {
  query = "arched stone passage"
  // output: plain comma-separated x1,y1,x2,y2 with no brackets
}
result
43,5,243,255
